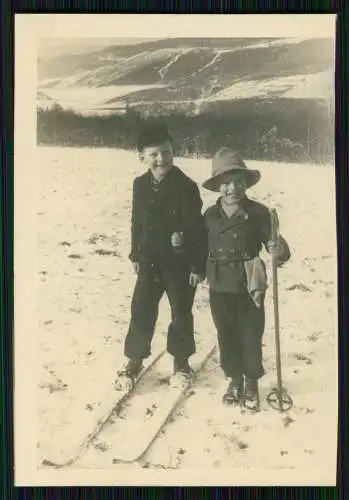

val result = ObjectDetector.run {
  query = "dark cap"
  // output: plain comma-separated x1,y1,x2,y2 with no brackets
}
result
136,122,172,152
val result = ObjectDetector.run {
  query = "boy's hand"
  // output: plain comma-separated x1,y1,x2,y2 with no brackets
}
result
132,262,140,274
266,239,283,257
171,232,184,249
189,272,204,287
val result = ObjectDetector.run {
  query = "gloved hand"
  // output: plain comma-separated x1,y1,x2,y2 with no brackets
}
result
266,239,284,258
171,231,184,249
189,272,204,287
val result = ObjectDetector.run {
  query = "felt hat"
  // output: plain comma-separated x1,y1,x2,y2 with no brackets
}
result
203,148,261,192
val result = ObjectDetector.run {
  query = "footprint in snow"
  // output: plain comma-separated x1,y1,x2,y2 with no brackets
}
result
307,333,320,343
286,283,312,292
93,249,120,257
68,253,82,259
39,381,68,393
283,416,295,428
94,441,109,452
292,353,313,364
236,440,249,450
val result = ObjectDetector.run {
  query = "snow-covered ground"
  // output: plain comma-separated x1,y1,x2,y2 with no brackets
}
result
36,146,337,484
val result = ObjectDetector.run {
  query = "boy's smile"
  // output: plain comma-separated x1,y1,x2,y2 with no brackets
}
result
140,141,174,182
219,171,247,205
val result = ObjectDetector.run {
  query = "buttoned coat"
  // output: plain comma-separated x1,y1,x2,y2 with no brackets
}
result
204,196,291,292
128,166,208,277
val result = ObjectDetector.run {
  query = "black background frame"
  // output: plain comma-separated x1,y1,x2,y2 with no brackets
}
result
1,1,347,498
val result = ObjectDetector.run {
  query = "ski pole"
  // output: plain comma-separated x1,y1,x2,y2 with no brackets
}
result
266,209,293,412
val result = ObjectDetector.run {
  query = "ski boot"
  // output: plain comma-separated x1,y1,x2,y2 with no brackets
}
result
169,358,194,389
222,376,244,406
243,377,260,412
114,358,143,391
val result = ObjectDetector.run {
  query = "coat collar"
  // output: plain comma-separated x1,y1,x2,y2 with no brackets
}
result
144,166,182,198
147,165,178,185
213,196,250,231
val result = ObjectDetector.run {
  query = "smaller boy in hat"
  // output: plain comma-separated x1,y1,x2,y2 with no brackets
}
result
203,148,291,411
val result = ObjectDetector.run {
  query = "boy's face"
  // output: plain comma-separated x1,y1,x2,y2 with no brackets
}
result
219,171,247,205
139,141,174,181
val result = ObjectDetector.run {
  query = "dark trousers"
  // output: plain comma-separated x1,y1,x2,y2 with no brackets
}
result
124,258,197,361
209,289,265,380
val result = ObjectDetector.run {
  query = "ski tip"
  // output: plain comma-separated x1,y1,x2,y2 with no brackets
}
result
112,454,143,465
41,459,63,468
111,457,134,465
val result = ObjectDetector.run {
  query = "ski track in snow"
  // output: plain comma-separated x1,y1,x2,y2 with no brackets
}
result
182,38,304,82
157,50,192,81
188,50,225,79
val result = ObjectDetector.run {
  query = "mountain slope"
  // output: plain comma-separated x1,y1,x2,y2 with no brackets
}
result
37,37,335,115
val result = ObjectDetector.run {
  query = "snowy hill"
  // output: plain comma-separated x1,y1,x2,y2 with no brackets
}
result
37,37,334,115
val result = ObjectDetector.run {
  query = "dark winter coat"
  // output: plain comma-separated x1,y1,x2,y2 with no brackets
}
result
204,196,291,292
128,166,208,276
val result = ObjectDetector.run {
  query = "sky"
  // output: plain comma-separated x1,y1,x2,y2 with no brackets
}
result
38,38,162,60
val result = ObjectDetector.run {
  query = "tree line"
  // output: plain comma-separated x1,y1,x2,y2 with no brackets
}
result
37,100,334,165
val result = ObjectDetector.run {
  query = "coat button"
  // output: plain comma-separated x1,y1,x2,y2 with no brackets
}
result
232,233,237,238
244,214,248,220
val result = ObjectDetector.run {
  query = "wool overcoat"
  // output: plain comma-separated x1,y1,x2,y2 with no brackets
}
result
128,166,208,277
204,196,291,292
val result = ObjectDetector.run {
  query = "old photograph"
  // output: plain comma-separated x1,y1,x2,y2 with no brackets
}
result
15,14,337,486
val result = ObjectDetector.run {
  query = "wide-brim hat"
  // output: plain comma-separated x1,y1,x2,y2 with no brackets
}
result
203,148,261,192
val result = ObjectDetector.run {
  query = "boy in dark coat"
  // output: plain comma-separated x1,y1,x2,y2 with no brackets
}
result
115,125,208,390
203,148,291,411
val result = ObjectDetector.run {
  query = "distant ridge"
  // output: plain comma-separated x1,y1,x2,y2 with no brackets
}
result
37,37,334,116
